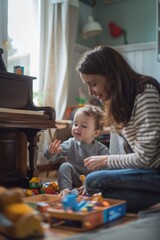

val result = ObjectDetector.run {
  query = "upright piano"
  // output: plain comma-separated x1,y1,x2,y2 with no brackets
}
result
0,48,56,187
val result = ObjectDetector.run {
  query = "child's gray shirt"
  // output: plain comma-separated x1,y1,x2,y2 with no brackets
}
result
44,137,110,175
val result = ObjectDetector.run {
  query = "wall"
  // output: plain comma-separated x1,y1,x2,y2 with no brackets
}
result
76,1,97,48
114,42,160,81
67,0,158,106
77,0,156,48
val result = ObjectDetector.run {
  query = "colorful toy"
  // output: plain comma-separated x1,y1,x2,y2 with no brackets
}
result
47,194,127,231
28,178,59,195
91,192,110,208
29,177,42,189
62,194,92,212
61,193,110,212
0,187,44,239
40,181,59,194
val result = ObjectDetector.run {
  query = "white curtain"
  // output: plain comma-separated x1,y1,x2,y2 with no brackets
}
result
42,0,79,119
37,0,79,164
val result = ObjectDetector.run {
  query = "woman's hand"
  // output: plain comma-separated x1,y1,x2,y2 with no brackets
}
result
48,139,62,155
84,155,108,170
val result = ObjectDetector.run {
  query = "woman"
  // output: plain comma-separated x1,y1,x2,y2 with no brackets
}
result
76,46,160,213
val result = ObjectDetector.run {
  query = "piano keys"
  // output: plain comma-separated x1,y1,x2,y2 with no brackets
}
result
0,48,56,187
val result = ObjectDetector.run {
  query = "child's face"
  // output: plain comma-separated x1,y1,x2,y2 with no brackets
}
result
72,110,100,144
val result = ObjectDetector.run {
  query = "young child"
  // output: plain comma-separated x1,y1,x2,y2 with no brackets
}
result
44,105,109,196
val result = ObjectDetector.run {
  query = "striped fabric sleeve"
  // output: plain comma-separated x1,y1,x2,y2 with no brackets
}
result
107,84,160,169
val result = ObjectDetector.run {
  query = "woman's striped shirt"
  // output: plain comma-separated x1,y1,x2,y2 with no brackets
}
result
108,83,160,169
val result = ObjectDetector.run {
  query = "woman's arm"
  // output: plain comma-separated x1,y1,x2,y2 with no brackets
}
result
108,84,160,169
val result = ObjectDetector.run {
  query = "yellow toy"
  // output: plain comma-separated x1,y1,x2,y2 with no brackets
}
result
79,175,86,185
29,177,42,188
0,187,44,239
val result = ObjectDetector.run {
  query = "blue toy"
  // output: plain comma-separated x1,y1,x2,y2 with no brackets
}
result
62,194,90,212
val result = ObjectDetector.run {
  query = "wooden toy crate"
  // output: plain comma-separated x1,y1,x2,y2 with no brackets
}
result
24,194,62,209
47,198,126,231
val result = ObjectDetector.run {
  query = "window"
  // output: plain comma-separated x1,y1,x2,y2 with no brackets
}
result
7,0,40,91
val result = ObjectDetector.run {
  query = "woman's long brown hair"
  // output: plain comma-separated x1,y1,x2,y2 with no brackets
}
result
77,46,143,128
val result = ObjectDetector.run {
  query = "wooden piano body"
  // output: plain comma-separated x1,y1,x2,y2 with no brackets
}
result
0,48,56,187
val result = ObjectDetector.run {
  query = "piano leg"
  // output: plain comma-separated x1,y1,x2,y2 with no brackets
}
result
25,130,40,179
0,129,29,188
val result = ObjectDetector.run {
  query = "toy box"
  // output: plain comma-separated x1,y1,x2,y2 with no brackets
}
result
47,196,126,231
24,194,126,232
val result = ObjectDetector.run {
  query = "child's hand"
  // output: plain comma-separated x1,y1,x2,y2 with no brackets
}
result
60,188,70,196
48,139,62,155
78,185,86,196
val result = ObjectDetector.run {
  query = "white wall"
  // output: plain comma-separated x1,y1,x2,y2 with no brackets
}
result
114,42,160,82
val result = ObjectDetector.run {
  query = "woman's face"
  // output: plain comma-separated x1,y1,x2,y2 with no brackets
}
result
80,73,110,103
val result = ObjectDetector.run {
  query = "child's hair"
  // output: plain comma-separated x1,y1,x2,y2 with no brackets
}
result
76,105,104,131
